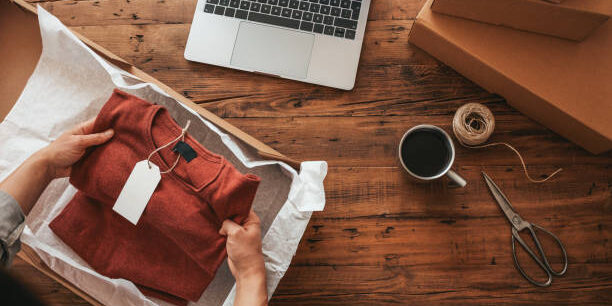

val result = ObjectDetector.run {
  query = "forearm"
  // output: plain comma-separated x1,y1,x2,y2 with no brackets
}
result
235,267,268,306
0,191,25,267
0,151,53,215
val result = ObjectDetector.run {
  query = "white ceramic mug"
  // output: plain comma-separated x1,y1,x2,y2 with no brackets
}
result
398,124,466,187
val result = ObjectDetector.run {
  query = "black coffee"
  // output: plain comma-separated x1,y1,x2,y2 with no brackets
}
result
400,128,451,178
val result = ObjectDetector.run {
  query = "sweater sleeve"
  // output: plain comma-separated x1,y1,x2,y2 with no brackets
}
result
206,164,260,225
0,191,25,268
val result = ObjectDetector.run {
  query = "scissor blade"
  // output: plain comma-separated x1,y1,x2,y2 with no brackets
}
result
482,172,520,227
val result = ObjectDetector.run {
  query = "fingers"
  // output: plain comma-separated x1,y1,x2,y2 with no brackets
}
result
219,219,242,236
67,118,113,149
75,129,114,148
71,118,97,135
220,211,261,238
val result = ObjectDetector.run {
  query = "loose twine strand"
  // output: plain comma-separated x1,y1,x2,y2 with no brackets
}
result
452,103,562,183
147,120,191,174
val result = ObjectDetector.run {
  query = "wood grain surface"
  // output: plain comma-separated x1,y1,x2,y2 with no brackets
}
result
13,0,612,305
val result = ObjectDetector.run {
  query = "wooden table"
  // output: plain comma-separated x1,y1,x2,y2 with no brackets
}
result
12,0,612,304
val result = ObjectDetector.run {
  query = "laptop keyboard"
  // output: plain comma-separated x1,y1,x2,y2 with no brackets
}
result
203,0,361,40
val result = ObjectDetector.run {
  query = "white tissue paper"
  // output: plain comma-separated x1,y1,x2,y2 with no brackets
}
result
0,6,327,306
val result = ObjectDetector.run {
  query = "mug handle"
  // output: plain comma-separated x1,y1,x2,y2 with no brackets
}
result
446,170,467,188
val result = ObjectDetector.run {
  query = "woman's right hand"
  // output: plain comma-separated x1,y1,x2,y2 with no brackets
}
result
219,210,268,306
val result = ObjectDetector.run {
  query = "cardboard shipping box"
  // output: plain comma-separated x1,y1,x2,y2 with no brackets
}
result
410,0,612,154
431,0,612,41
0,0,299,304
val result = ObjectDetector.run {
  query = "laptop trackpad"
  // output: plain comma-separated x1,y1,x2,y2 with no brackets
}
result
231,22,314,79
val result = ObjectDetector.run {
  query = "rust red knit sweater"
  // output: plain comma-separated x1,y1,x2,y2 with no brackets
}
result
49,89,260,304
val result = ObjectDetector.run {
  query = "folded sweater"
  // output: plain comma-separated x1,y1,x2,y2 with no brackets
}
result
50,89,260,304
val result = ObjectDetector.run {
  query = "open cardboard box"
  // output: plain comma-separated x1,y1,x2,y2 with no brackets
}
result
1,0,300,304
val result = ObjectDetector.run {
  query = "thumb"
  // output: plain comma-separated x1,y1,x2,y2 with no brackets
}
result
219,219,242,236
243,210,261,229
76,129,114,148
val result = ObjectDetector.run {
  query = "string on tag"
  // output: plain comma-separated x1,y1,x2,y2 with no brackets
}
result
147,120,191,174
452,103,562,183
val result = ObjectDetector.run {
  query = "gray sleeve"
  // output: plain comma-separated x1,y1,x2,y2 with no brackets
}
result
0,191,25,268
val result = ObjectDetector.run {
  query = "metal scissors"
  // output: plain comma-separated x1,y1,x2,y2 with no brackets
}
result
482,172,568,287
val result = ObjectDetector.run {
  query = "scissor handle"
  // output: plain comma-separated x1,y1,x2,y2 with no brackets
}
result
511,223,568,287
531,224,568,276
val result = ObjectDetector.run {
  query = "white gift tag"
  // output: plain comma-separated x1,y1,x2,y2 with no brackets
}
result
112,160,162,225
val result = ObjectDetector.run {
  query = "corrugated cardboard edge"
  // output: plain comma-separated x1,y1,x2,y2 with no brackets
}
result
7,0,301,304
409,0,611,154
8,0,300,170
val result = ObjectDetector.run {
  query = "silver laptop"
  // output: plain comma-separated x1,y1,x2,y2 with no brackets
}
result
185,0,370,90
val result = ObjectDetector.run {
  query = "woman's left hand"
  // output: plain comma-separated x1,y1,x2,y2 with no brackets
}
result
0,118,114,214
37,118,114,179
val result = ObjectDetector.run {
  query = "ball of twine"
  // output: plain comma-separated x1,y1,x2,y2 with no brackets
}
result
452,103,561,183
452,103,495,146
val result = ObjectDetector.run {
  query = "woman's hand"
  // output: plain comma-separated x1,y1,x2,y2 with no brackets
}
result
37,118,114,179
0,118,113,214
219,210,268,306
